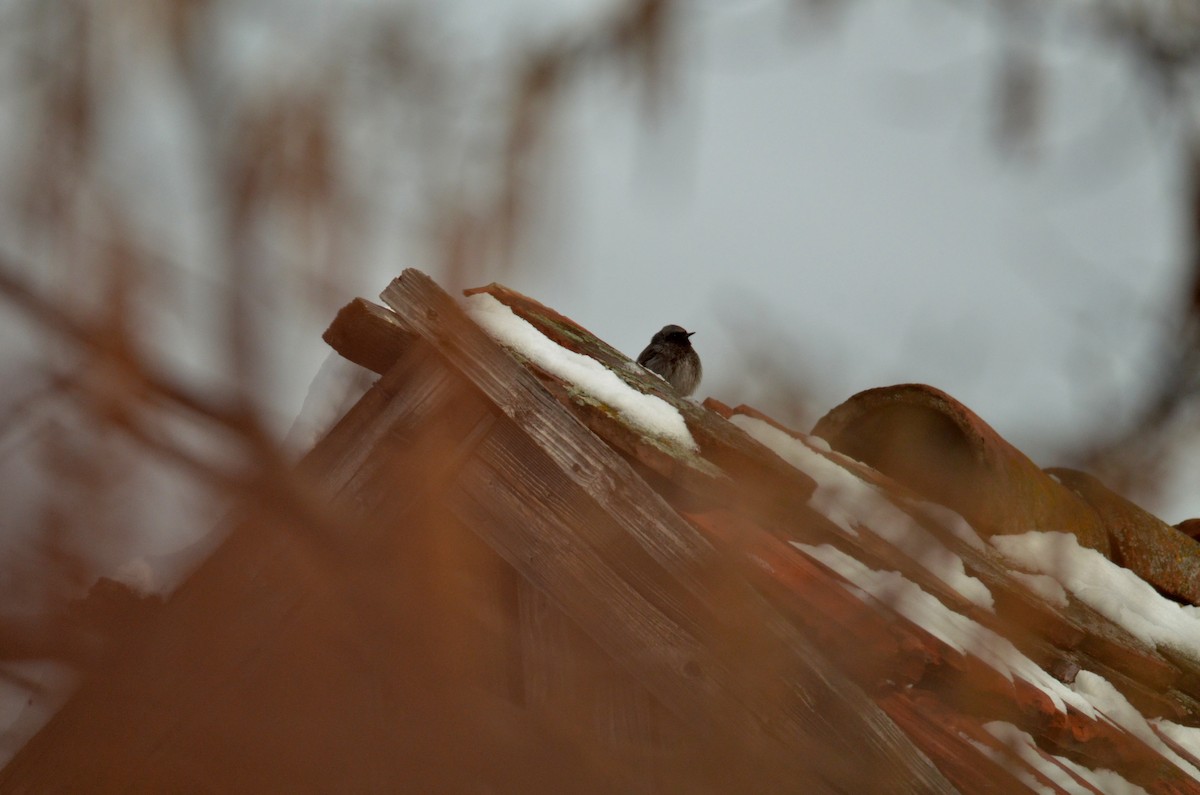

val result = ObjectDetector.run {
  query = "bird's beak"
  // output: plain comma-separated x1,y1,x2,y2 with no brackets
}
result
686,331,696,338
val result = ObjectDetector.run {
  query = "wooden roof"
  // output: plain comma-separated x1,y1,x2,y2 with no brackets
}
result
4,269,1200,793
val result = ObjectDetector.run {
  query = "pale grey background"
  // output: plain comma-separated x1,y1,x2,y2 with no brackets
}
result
275,0,1193,514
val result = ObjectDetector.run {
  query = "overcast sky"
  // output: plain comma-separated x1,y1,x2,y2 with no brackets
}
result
275,0,1192,513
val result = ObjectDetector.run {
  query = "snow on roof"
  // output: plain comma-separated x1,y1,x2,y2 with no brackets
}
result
451,282,1200,792
1005,570,1069,610
991,531,1200,661
1152,717,1200,765
963,734,1058,795
793,542,1094,718
794,538,1200,788
732,414,994,610
298,276,1200,793
286,350,377,453
1072,670,1200,781
976,721,1150,795
465,293,698,452
911,501,988,552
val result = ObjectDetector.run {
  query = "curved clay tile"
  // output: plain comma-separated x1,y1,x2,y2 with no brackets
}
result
1048,468,1200,606
1176,518,1200,542
811,384,1110,555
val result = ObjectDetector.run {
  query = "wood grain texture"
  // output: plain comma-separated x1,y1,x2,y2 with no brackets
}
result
714,403,1197,723
472,281,820,505
0,337,623,794
322,297,415,375
382,269,959,794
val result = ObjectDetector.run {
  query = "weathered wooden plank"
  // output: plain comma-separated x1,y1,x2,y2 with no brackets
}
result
301,337,493,519
313,333,767,779
516,582,679,794
686,502,1200,786
321,297,415,375
453,424,862,791
327,280,1194,731
381,269,959,794
321,284,821,539
459,278,1200,783
711,403,1192,710
313,331,806,789
879,691,1072,795
526,369,741,506
683,508,938,689
0,335,581,793
471,283,819,504
454,419,739,710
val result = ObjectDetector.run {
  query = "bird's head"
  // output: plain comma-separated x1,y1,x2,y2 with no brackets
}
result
654,324,695,346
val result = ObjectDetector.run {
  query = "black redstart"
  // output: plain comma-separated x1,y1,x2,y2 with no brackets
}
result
637,324,702,396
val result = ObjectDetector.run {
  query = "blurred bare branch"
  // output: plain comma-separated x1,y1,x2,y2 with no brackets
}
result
992,0,1041,156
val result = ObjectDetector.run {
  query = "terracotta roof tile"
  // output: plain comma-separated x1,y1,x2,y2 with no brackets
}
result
812,383,1111,555
1049,467,1200,604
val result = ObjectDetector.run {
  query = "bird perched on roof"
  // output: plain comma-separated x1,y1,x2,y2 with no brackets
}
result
637,324,702,397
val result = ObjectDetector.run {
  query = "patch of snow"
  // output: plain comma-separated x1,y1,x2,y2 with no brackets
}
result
1007,570,1069,610
962,734,1055,795
1151,718,1200,765
793,543,1093,717
286,351,377,454
465,294,698,451
1063,765,1152,795
805,434,831,453
113,558,158,596
734,416,992,609
1072,671,1200,784
730,415,869,536
982,721,1149,795
911,501,987,551
990,531,1200,661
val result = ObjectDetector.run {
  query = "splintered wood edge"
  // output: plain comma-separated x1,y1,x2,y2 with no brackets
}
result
322,298,415,375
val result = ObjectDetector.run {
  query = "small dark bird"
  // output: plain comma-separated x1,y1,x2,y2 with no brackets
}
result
637,324,702,396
